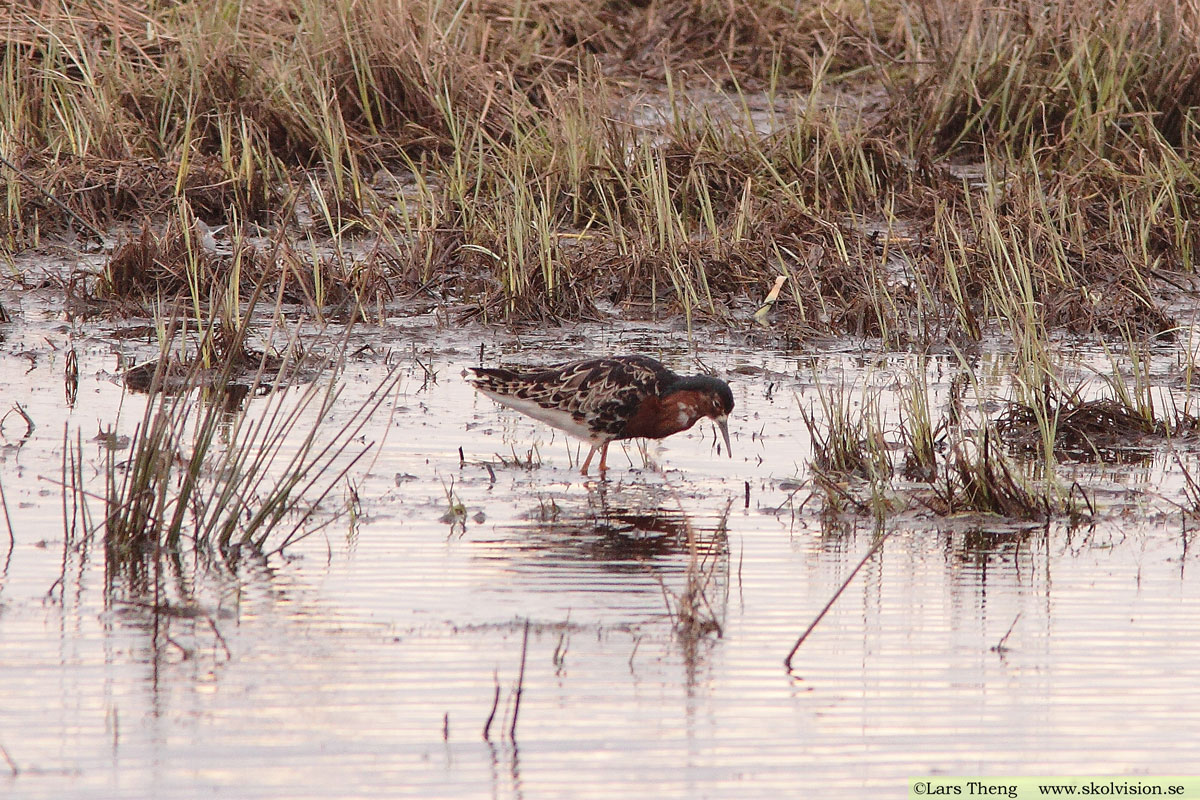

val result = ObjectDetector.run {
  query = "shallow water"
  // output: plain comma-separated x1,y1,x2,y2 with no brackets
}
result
2,307,1200,799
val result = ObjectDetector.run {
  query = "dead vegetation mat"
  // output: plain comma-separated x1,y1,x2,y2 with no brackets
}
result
996,389,1200,463
3,0,1198,337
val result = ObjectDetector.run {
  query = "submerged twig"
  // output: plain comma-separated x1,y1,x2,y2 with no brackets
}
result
482,670,500,741
992,613,1021,653
0,474,13,552
0,742,19,776
509,619,531,741
783,529,893,671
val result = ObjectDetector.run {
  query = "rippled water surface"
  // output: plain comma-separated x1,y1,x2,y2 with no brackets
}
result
2,311,1199,798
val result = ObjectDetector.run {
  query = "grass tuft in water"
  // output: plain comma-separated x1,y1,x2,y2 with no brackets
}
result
800,382,892,484
933,429,1053,520
66,302,400,594
996,380,1198,463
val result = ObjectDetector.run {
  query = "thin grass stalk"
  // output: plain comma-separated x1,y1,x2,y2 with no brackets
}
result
268,359,404,553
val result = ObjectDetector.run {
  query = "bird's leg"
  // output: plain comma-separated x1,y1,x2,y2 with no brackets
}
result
597,442,610,475
581,445,598,476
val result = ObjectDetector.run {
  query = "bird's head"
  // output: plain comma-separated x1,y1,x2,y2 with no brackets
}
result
662,375,734,456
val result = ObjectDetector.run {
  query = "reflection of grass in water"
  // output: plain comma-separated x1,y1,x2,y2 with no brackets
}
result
439,477,467,536
659,499,731,645
65,305,400,594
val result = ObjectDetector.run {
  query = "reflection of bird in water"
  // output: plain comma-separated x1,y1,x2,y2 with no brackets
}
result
466,355,734,476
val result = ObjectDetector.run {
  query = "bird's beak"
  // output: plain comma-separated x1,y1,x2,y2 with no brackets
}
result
715,415,732,457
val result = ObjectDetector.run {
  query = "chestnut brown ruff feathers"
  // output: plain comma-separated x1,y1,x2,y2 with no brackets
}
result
466,355,733,475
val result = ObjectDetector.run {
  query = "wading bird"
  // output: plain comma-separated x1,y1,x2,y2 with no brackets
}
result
466,355,733,476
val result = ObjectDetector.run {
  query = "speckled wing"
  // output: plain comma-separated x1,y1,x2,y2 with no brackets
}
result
466,356,674,443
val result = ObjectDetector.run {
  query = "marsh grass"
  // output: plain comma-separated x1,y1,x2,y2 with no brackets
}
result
3,0,1196,335
996,380,1198,463
800,382,892,483
898,357,944,482
65,301,400,595
933,430,1054,520
795,362,1088,521
8,0,1200,526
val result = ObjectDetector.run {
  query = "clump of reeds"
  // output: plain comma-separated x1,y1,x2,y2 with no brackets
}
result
800,383,892,483
67,300,400,594
998,389,1161,463
897,357,946,482
795,367,1080,521
932,430,1052,520
99,218,212,301
997,360,1198,462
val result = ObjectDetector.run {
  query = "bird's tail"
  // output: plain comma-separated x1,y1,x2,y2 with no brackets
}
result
464,366,521,391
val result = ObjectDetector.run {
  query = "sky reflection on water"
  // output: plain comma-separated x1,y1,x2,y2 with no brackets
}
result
1,318,1199,798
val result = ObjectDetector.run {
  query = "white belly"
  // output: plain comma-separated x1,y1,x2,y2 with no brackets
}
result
478,390,608,444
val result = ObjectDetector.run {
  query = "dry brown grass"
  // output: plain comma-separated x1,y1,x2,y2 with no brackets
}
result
1,0,1197,337
996,383,1199,462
